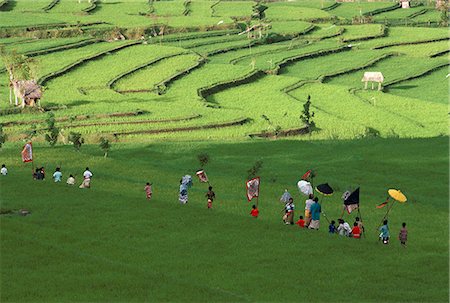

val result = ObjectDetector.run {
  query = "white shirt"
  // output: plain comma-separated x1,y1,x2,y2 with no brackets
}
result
83,170,92,179
305,199,314,210
67,177,75,185
338,223,352,236
1,167,7,175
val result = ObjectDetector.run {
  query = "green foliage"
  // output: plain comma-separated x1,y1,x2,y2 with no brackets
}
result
0,48,38,80
24,124,37,141
247,159,263,179
0,124,6,148
197,152,209,168
68,131,84,151
299,95,315,131
99,136,111,157
44,112,59,146
252,1,268,20
439,3,448,26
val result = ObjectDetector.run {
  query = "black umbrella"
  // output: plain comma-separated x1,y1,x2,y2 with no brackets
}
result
315,183,333,224
316,183,334,196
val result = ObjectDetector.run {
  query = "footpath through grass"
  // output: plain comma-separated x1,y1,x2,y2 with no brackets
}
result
0,137,448,302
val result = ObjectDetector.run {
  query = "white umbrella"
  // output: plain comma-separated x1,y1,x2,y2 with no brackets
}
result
297,180,313,196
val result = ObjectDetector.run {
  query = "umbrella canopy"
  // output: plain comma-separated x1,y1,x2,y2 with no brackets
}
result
297,180,313,196
280,190,292,203
344,187,359,205
388,189,407,203
316,183,334,196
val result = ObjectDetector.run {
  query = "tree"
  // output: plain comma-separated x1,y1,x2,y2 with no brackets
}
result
439,2,448,27
247,160,263,179
24,124,37,141
99,137,111,157
299,95,316,132
0,48,39,106
0,125,6,148
44,112,59,146
68,132,84,151
197,153,209,168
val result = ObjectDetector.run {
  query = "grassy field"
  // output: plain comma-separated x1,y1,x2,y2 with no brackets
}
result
1,137,448,302
1,2,449,301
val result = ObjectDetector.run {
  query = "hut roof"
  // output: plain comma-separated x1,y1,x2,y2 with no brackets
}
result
361,72,384,82
17,80,42,100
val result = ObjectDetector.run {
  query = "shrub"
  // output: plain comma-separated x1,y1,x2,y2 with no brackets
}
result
99,137,111,158
68,132,84,151
299,95,316,132
197,153,209,168
247,160,263,179
0,125,6,148
45,112,59,146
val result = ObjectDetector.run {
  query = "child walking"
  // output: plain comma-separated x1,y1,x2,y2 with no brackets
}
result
250,205,259,218
206,186,215,209
379,220,390,244
144,182,152,200
399,222,408,247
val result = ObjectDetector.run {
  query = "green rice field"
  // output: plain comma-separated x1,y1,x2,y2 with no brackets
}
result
1,0,449,302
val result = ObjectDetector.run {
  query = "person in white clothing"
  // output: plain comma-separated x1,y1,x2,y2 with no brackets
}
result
79,167,93,188
1,164,7,176
67,174,75,185
337,218,352,237
304,194,314,227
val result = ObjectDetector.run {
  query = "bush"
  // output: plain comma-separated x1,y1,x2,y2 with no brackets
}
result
0,125,6,148
299,95,316,132
197,153,209,168
99,137,111,157
44,112,59,146
68,132,84,151
247,160,263,179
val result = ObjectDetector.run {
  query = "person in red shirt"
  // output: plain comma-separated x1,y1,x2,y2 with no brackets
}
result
296,215,305,228
352,222,361,239
250,205,259,218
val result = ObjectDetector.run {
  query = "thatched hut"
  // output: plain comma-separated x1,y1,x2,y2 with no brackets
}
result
12,80,42,108
361,72,384,91
399,0,410,8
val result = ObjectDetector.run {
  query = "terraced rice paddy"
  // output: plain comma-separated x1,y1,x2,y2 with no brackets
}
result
1,1,449,302
0,0,448,142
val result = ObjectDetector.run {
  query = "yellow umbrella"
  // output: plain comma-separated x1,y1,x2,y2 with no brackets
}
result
388,189,407,203
377,189,407,230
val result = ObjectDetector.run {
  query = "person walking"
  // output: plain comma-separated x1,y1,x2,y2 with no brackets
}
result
379,220,390,244
304,194,314,227
1,164,7,176
308,197,321,230
399,222,408,247
79,167,93,188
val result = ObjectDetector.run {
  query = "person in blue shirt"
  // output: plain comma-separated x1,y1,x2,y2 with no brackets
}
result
53,167,62,182
309,197,321,230
379,220,390,244
329,220,337,234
